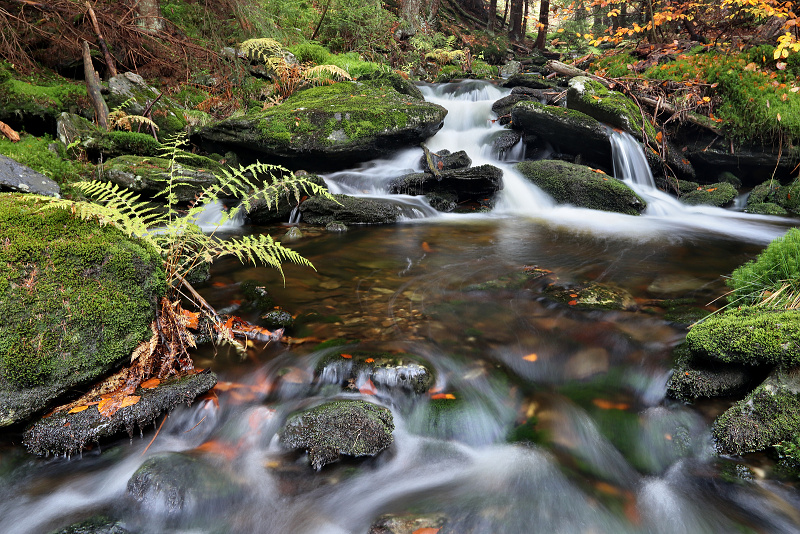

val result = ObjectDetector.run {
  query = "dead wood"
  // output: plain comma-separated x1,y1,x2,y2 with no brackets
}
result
86,1,117,78
81,40,109,130
0,120,20,142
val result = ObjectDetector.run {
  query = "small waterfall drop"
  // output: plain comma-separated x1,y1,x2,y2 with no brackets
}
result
191,200,245,231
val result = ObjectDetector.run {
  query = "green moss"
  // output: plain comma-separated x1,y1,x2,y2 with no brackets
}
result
686,307,800,366
1,76,88,123
516,159,646,215
745,202,788,216
567,77,659,141
589,53,636,78
470,60,497,79
666,342,753,402
102,131,162,156
0,193,165,390
680,182,737,207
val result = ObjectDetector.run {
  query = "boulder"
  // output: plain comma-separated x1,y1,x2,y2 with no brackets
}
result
102,155,222,202
666,344,756,402
713,368,800,455
516,160,646,215
24,371,217,456
299,194,402,225
745,179,800,215
246,172,328,224
685,307,800,367
315,348,435,395
510,101,613,170
543,280,637,310
0,194,165,427
683,136,799,186
419,149,471,171
745,202,787,216
499,60,522,78
0,155,61,197
194,82,447,170
57,113,161,159
279,399,394,469
502,73,558,90
107,72,187,136
388,164,503,201
0,72,87,135
567,77,657,140
680,182,737,207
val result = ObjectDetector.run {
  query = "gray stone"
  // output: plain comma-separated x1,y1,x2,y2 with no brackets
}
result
388,164,503,201
0,155,60,197
499,60,522,78
300,194,401,225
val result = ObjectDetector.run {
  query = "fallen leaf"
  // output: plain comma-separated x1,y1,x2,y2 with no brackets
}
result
431,393,456,400
568,300,578,305
365,357,375,363
592,398,629,410
655,131,663,143
412,529,441,534
359,378,378,395
68,405,89,414
341,353,353,359
140,378,161,389
98,394,141,417
523,353,538,361
422,242,433,253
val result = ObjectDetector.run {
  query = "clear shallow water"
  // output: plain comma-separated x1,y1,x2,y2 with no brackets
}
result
2,81,800,534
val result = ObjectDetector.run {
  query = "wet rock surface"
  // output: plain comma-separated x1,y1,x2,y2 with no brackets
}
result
667,344,757,402
102,155,221,202
0,155,60,197
388,164,503,202
300,194,402,225
315,348,435,395
543,280,637,310
278,399,394,470
23,371,217,456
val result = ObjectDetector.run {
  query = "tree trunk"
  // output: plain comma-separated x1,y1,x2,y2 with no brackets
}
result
508,0,524,41
533,0,549,50
522,0,529,38
82,40,109,130
487,0,497,32
136,0,165,34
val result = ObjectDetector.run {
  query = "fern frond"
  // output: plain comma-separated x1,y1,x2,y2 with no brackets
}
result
240,38,284,64
304,64,353,83
202,233,314,284
124,115,160,130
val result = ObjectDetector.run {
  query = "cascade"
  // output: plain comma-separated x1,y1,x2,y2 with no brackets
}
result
191,199,245,231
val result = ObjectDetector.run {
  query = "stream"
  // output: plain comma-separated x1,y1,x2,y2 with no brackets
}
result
2,81,800,533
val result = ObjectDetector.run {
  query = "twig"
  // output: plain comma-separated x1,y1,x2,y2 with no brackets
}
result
183,415,207,433
141,413,168,455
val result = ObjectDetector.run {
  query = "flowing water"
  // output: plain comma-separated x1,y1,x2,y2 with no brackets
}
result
2,81,800,533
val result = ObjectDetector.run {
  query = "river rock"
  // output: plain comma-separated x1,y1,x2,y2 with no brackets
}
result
567,77,657,140
420,149,471,171
278,399,394,469
510,101,613,170
683,136,799,186
388,164,503,202
0,155,61,197
502,73,558,90
744,179,800,215
193,81,447,170
127,450,238,515
23,370,217,456
57,113,161,159
102,155,222,202
246,171,328,224
299,194,402,225
0,194,165,428
713,367,800,455
685,307,800,367
516,159,646,215
680,182,737,207
315,348,435,395
543,280,637,310
369,513,448,534
745,202,788,216
666,344,756,402
51,516,132,534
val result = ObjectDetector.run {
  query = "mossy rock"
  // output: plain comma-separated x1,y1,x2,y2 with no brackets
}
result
745,202,788,216
502,73,558,90
516,159,645,215
666,343,755,402
315,349,435,395
543,280,637,310
510,101,613,170
102,155,223,202
278,399,394,470
465,265,555,291
0,194,165,427
299,194,401,225
57,113,162,159
746,179,781,205
679,182,737,207
51,515,131,534
713,368,800,455
567,76,658,141
387,164,503,202
686,307,800,366
107,73,187,136
194,81,447,170
0,74,88,134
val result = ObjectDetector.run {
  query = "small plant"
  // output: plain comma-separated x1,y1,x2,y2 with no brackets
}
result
43,134,336,415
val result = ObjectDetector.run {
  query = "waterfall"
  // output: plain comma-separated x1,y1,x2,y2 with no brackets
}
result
191,200,245,231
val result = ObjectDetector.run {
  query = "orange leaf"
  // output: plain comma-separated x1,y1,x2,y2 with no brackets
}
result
341,353,353,359
706,188,717,192
655,131,663,143
68,405,89,414
98,394,141,417
569,293,578,297
422,242,433,253
592,398,629,410
568,300,578,305
523,353,538,361
140,378,161,389
365,357,375,363
413,529,441,534
431,393,456,400
181,309,200,329
359,378,378,395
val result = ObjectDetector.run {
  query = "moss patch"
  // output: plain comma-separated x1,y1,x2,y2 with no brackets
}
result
0,134,94,189
516,159,645,215
680,182,737,207
686,307,800,366
0,70,88,133
0,194,165,425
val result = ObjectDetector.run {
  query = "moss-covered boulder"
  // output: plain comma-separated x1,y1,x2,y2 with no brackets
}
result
745,202,788,216
510,101,612,169
278,399,394,470
299,194,401,225
516,160,646,215
502,73,558,90
686,307,800,367
315,349,435,395
388,164,503,202
57,113,162,159
713,368,800,455
24,371,217,456
666,344,756,402
0,70,88,135
102,155,224,202
107,72,187,136
567,77,658,141
679,182,737,207
0,194,165,427
194,82,447,169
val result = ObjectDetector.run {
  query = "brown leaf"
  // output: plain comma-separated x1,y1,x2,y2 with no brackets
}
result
140,378,161,389
68,405,89,414
98,394,141,417
523,353,538,362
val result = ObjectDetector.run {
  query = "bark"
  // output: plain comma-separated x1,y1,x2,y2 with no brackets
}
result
533,0,549,50
508,0,524,41
135,0,165,34
0,120,20,142
81,40,109,130
487,0,497,32
85,2,117,78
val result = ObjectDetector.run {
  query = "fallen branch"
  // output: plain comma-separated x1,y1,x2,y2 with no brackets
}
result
421,143,442,178
85,1,117,78
0,120,20,142
81,40,109,129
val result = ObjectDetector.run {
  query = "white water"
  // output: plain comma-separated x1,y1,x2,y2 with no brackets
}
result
322,80,791,245
191,199,246,231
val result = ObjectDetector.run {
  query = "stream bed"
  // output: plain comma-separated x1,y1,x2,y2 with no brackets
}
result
2,81,800,533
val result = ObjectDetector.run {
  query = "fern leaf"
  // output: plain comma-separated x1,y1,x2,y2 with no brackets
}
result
304,64,353,83
240,38,284,64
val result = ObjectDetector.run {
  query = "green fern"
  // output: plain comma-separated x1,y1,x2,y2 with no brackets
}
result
240,38,284,64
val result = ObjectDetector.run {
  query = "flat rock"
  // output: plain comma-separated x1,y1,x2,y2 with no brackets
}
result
0,155,60,197
388,164,503,201
299,194,402,225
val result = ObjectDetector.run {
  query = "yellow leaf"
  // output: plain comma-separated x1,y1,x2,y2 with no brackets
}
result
778,113,782,122
68,405,89,414
523,353,538,361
